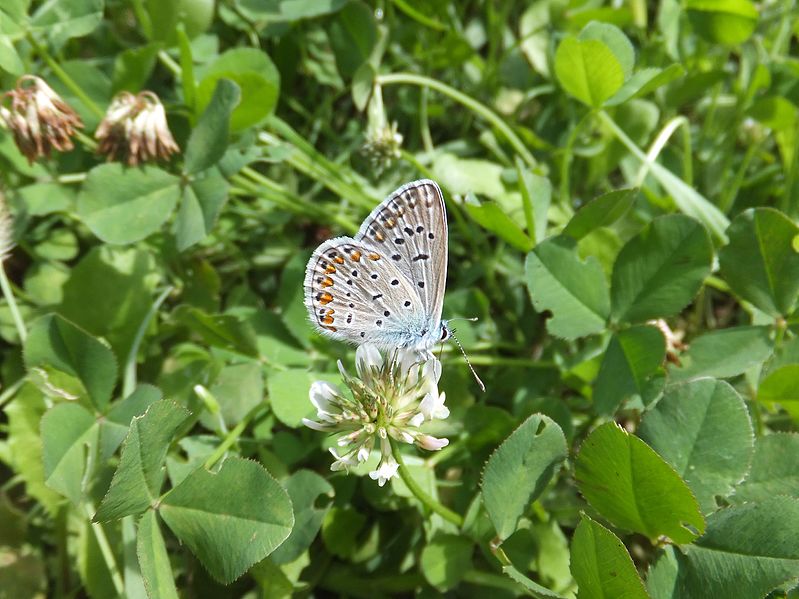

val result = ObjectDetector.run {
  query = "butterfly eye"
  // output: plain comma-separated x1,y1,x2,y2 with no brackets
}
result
440,325,450,341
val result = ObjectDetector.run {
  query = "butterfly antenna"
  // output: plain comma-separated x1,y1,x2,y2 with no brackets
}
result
448,328,486,392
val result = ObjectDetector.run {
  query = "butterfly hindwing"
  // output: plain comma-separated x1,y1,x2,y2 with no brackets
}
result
304,237,428,347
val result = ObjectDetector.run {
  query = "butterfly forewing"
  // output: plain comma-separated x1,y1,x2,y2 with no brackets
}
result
304,179,447,350
355,180,447,327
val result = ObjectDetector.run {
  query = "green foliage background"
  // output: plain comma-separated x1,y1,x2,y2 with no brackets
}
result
1,0,799,597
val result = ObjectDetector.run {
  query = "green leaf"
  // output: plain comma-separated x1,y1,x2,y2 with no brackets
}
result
502,565,567,599
420,534,474,592
100,384,163,462
686,0,759,45
526,236,610,339
172,306,258,357
651,497,799,599
144,0,214,44
718,208,799,317
605,64,686,106
515,159,551,244
731,433,799,504
270,470,334,565
159,457,294,584
95,400,191,522
758,364,799,404
112,44,159,93
174,167,230,251
30,0,103,46
202,361,263,429
645,160,730,243
563,189,637,241
554,36,625,107
593,324,665,416
669,326,773,381
328,1,377,78
638,379,754,514
578,22,635,79
184,79,241,174
25,314,117,411
59,246,160,362
465,193,532,252
196,48,280,131
575,422,705,543
4,384,63,515
611,215,712,323
267,369,318,428
77,164,181,245
41,403,97,505
571,514,648,599
16,182,76,216
321,506,366,559
481,414,568,540
0,34,23,75
137,511,179,599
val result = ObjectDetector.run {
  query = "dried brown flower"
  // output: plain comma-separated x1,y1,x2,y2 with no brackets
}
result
0,75,83,163
95,91,179,165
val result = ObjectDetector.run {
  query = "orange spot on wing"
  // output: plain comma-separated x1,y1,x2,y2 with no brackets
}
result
385,217,396,228
321,277,334,287
375,231,385,241
351,250,362,262
368,252,381,261
319,292,333,305
324,326,337,332
333,255,345,265
325,265,336,274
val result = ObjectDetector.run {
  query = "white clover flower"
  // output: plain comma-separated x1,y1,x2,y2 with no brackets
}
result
304,344,450,486
95,91,178,165
0,75,82,163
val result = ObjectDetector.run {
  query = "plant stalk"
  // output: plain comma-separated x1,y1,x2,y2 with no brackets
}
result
389,438,463,527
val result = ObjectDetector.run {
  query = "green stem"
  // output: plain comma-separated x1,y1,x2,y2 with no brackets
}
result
123,286,173,397
27,34,105,119
85,503,125,597
376,73,537,170
204,403,266,469
0,376,25,409
389,438,464,527
129,0,153,39
0,264,26,342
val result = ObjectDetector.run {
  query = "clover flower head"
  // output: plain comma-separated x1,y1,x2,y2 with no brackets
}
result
303,344,449,486
363,119,403,168
0,75,83,163
95,91,179,165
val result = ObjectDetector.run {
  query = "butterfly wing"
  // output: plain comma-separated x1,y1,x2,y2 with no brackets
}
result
304,237,428,347
303,180,448,349
355,180,447,328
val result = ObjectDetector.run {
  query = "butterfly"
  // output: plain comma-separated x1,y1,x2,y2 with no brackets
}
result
304,179,449,352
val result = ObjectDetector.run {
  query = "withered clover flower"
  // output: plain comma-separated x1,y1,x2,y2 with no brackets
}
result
95,91,179,165
0,75,83,163
303,344,450,486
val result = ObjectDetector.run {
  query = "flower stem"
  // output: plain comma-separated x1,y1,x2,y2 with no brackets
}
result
376,73,538,170
203,403,266,470
123,286,173,398
389,438,463,527
27,34,105,120
84,502,125,597
0,264,26,342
